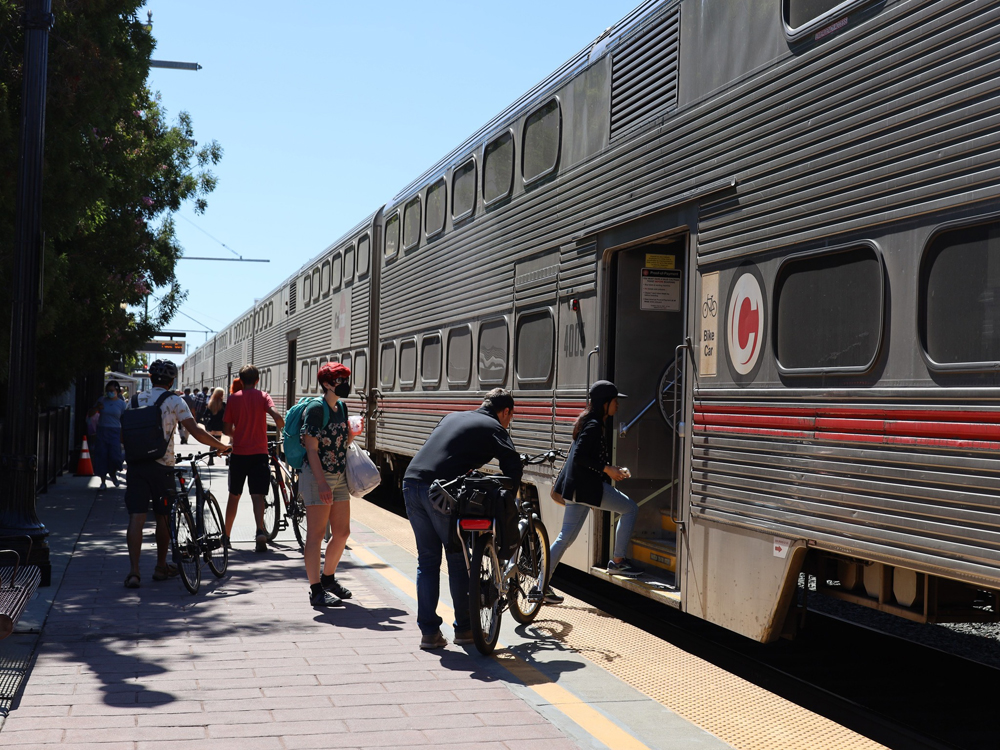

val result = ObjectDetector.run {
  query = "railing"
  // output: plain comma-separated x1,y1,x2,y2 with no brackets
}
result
35,406,70,493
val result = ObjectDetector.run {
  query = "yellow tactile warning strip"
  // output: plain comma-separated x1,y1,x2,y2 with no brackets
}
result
351,499,887,750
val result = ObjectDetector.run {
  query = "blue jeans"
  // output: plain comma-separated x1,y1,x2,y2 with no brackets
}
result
549,483,638,573
402,479,470,635
91,426,123,480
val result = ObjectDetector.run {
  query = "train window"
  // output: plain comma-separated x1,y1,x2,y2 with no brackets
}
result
921,221,1000,366
321,260,331,298
775,245,883,372
301,274,312,309
483,131,514,205
399,338,417,389
357,234,371,277
331,252,343,292
300,361,309,393
478,319,508,384
784,0,872,36
311,267,321,303
341,352,351,373
421,334,442,386
402,197,421,251
353,350,366,388
447,326,472,386
380,343,395,390
515,310,555,383
522,99,560,184
452,159,476,220
311,361,320,393
344,243,355,282
384,213,400,258
426,179,446,237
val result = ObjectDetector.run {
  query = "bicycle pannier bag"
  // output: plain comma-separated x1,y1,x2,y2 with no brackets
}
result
281,397,332,470
121,391,173,462
345,443,381,496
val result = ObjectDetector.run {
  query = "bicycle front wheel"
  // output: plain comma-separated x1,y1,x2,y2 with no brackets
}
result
203,491,229,578
469,534,503,655
171,502,201,594
264,477,281,540
289,477,306,552
510,519,550,625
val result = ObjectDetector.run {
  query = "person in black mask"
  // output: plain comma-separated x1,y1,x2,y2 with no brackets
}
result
300,362,355,607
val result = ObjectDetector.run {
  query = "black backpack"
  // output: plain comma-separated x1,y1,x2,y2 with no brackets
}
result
122,391,173,462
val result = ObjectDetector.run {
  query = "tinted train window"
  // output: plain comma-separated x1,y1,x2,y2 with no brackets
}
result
331,253,342,291
921,222,1000,365
483,132,514,205
343,244,355,282
353,351,366,388
447,327,472,385
384,214,399,257
421,334,442,385
426,179,446,237
785,0,867,31
321,261,331,298
453,160,476,220
357,234,371,276
311,268,321,303
516,310,555,382
775,246,882,371
380,343,395,389
403,197,421,251
523,100,560,183
399,339,417,388
341,352,351,372
478,319,508,384
300,361,309,392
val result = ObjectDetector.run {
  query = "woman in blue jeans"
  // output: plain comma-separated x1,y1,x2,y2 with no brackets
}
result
545,380,641,604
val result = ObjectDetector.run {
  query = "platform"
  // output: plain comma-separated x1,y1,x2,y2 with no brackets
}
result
0,446,886,749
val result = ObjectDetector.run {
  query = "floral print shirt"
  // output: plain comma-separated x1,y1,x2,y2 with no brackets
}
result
301,399,349,474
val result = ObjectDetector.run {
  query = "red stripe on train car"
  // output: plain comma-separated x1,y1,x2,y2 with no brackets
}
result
694,403,1000,424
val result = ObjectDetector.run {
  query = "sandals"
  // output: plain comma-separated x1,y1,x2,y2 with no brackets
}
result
124,573,141,589
152,563,179,581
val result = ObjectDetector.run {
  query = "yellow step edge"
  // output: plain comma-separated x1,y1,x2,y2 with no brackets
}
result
631,536,677,573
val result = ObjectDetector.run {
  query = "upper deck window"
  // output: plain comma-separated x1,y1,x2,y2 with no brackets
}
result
784,0,872,38
425,179,446,237
357,234,371,277
483,131,514,206
522,99,560,184
331,252,343,292
343,243,355,282
452,159,476,221
384,213,400,258
774,245,883,372
402,197,421,251
921,221,1000,367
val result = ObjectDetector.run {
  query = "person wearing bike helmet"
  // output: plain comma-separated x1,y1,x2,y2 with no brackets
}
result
122,359,230,590
402,387,522,650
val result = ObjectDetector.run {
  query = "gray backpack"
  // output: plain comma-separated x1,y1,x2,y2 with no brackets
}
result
121,392,173,462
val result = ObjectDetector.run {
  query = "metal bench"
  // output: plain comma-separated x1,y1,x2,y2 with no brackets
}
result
0,537,41,640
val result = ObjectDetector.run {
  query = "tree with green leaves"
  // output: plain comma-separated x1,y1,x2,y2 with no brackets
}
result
0,0,221,399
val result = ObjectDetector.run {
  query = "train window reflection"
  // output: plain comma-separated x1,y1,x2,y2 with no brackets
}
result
516,310,554,382
331,253,343,292
357,234,371,277
775,246,882,371
421,334,441,386
478,319,508,384
784,0,871,33
344,244,355,282
353,351,366,388
453,160,476,220
483,132,514,205
403,197,421,251
384,214,399,258
426,179,446,237
921,222,1000,366
399,339,417,389
523,100,560,183
447,327,472,386
380,343,396,390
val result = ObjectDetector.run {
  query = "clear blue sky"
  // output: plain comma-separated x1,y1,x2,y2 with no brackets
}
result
142,0,640,364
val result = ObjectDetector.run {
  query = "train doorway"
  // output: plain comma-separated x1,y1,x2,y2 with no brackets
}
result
607,234,688,588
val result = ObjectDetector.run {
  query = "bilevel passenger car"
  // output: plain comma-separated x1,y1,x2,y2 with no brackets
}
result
183,0,1000,642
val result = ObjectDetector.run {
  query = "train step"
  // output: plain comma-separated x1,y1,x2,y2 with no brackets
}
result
660,508,677,535
630,536,676,573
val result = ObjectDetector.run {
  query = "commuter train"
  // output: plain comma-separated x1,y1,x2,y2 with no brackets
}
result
183,0,1000,642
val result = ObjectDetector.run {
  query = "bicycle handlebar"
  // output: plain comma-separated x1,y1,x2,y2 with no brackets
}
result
519,449,566,465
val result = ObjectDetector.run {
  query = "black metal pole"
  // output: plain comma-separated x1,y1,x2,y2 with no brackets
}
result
0,0,54,584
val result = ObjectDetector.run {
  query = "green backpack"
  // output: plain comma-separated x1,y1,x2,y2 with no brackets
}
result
281,397,340,469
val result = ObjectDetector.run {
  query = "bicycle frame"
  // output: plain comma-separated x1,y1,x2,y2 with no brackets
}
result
456,497,542,599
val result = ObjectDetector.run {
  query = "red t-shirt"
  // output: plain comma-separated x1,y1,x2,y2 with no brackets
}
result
223,388,275,455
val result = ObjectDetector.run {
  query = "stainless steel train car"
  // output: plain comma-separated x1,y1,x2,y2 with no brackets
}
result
183,0,1000,642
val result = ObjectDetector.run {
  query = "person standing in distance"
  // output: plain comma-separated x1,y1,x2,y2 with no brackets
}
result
91,380,127,490
402,388,522,650
300,362,354,607
123,360,229,589
223,364,285,552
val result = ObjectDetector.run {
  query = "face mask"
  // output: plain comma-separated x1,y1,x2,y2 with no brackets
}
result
106,391,116,398
334,383,351,398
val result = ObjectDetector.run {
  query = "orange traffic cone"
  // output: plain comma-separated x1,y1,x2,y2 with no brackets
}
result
76,435,94,476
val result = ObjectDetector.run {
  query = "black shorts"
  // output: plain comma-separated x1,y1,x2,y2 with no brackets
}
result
124,461,175,516
228,453,271,495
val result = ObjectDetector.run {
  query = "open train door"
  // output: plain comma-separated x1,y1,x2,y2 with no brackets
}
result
603,230,690,599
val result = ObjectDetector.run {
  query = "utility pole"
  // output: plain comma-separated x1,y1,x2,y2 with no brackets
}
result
0,0,54,584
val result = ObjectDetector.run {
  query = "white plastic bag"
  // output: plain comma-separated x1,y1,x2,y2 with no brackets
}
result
345,442,381,497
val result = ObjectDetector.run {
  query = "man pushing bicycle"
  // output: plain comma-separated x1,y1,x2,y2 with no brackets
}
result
403,388,522,650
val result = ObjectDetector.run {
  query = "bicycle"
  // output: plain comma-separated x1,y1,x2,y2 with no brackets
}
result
265,440,306,550
170,450,229,594
445,450,561,655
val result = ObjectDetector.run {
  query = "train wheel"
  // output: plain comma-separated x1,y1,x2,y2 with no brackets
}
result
469,534,502,655
509,521,550,625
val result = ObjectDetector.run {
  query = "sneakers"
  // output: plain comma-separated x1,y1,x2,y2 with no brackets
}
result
607,558,643,577
321,573,352,600
255,529,268,553
110,475,120,488
543,587,565,605
309,586,343,607
419,630,448,650
453,630,475,645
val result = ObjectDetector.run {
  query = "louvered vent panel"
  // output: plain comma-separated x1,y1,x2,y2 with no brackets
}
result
610,7,680,139
287,281,297,315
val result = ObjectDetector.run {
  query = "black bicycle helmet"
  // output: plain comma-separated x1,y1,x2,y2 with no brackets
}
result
148,359,178,383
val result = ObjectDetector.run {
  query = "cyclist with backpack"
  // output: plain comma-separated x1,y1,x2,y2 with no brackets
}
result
282,362,354,607
122,360,230,589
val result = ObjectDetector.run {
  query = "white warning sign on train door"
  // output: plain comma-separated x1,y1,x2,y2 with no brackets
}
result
640,268,681,312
